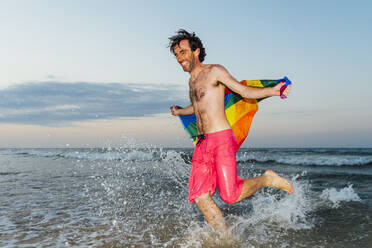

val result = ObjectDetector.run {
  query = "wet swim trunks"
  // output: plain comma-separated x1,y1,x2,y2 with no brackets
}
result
188,129,244,204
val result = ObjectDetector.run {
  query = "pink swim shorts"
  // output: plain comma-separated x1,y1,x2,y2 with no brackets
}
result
188,129,244,204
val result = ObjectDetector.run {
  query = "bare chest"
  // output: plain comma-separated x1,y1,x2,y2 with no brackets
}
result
189,80,206,103
189,71,215,103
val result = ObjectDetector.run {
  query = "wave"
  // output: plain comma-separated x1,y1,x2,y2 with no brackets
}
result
2,148,372,167
0,148,159,162
320,185,361,208
236,150,372,167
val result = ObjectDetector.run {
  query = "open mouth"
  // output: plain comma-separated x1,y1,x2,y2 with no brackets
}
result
180,61,188,67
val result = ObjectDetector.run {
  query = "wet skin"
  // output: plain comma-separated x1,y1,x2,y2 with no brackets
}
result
170,39,293,233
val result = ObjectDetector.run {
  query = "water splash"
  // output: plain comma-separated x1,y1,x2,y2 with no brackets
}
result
178,172,317,247
320,184,361,208
4,145,369,247
180,222,244,248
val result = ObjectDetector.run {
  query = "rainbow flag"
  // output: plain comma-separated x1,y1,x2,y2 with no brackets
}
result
179,77,291,149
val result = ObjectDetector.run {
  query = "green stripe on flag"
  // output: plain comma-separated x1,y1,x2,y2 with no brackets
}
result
225,94,243,109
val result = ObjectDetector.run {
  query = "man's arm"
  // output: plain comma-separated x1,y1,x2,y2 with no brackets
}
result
170,104,194,116
214,65,289,99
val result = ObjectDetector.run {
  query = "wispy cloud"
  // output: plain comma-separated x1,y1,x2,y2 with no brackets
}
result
0,82,188,126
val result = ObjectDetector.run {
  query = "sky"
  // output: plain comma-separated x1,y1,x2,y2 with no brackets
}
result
1,0,371,148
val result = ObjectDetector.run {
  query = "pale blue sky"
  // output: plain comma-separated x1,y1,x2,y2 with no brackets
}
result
1,0,371,148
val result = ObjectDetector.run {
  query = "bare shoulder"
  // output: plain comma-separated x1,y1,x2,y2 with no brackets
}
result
209,64,239,88
210,64,226,71
199,64,232,87
210,64,231,77
202,64,228,78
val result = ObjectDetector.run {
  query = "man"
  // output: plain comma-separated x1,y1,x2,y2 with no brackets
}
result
169,29,294,232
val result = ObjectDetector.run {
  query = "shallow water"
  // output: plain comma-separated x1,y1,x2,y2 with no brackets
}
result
0,147,371,247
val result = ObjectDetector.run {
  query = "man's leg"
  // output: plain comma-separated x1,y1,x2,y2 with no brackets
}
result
233,169,294,203
195,193,228,233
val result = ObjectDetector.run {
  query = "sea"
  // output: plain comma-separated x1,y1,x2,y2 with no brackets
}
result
1,145,371,248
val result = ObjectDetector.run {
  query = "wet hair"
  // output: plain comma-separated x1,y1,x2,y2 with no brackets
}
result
168,29,206,62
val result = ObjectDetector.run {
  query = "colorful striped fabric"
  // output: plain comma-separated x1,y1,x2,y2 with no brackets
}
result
179,77,291,149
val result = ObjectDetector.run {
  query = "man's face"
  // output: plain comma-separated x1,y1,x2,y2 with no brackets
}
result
173,40,198,72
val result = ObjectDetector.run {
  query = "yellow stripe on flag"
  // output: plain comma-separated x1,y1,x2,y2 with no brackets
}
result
225,99,258,126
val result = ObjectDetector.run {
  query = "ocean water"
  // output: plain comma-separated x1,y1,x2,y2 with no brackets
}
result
0,146,371,248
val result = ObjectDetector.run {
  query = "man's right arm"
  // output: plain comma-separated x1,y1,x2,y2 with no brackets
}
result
170,104,194,116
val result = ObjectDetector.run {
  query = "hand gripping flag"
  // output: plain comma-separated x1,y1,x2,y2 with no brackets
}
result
178,77,292,149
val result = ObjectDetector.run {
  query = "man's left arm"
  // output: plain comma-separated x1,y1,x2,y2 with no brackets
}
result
214,65,289,99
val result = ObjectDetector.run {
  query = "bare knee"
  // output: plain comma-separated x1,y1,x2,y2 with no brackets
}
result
195,194,222,222
196,194,220,222
195,193,227,232
195,193,215,210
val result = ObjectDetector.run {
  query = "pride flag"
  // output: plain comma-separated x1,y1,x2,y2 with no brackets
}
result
179,77,291,149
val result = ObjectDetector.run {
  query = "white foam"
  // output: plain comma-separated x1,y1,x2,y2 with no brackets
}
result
320,185,361,208
180,222,244,248
159,150,190,191
251,176,313,229
236,150,372,166
277,155,372,166
180,173,315,247
0,148,62,157
0,148,157,162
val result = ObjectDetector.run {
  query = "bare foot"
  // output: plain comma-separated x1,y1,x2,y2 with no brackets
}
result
264,170,294,194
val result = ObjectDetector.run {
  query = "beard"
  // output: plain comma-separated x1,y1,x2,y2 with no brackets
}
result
181,56,196,72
